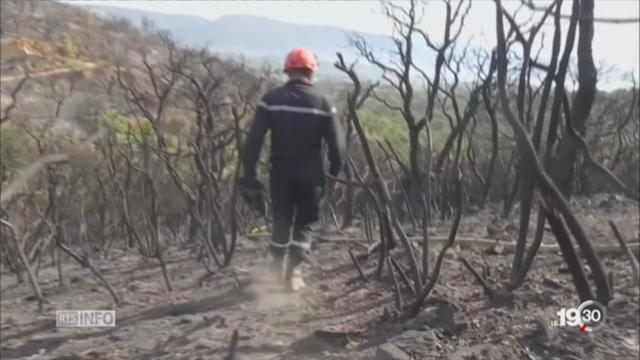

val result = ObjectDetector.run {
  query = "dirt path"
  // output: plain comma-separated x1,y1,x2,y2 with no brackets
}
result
0,246,365,359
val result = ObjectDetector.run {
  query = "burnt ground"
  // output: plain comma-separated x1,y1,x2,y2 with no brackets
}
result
1,194,638,360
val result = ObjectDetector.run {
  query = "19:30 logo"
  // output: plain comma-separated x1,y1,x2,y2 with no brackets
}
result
552,300,607,334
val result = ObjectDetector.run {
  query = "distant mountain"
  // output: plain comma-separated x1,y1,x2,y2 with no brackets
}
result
82,6,386,57
80,5,433,80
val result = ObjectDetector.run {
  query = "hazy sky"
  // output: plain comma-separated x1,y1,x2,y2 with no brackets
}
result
64,0,639,85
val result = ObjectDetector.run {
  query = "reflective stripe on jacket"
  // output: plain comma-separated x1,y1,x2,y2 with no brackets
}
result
242,79,346,178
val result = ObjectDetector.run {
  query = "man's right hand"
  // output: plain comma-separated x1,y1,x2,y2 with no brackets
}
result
238,177,265,194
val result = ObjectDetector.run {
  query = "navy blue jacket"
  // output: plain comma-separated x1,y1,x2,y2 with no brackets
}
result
242,79,346,180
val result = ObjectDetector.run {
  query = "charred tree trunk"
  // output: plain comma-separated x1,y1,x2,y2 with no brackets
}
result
336,53,423,292
551,0,597,197
480,53,498,208
494,0,611,305
0,220,44,313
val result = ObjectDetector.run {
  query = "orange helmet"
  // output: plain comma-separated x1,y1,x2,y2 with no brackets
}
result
284,48,319,73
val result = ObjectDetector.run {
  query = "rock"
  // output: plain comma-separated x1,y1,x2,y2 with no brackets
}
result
290,326,359,354
608,296,630,310
376,343,411,360
342,226,361,235
538,290,555,306
135,338,158,351
215,316,227,328
290,335,336,354
108,334,123,342
82,350,105,358
126,280,156,293
405,300,466,333
447,344,495,360
600,194,625,208
405,309,432,331
24,294,41,302
391,330,439,356
530,319,555,344
380,307,399,322
315,327,359,347
423,303,467,336
542,277,564,289
195,337,218,350
598,199,612,208
504,223,518,233
52,354,83,360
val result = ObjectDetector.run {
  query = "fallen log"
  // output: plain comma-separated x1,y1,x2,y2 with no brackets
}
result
246,233,640,257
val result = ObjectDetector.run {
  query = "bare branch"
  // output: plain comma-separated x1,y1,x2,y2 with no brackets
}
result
521,0,640,23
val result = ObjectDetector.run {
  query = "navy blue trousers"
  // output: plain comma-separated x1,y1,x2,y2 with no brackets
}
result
269,167,324,262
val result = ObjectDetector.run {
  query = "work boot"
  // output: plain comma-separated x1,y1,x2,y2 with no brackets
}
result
283,250,308,291
285,267,306,291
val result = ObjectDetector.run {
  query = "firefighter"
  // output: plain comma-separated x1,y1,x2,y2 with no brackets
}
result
240,48,346,291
